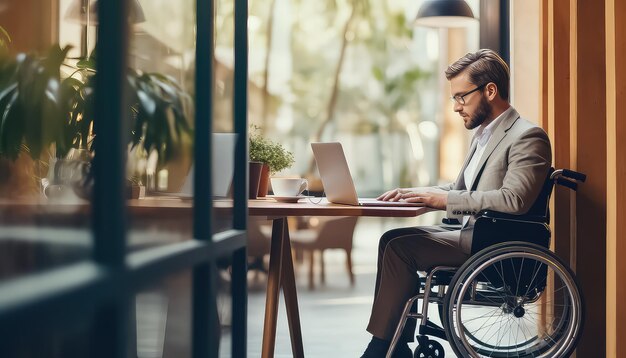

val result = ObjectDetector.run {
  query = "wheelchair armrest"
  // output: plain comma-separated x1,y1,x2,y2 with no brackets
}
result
443,212,546,225
441,218,461,225
476,210,547,224
471,211,551,254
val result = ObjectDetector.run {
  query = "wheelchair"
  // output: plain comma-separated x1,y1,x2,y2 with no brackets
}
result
386,169,586,358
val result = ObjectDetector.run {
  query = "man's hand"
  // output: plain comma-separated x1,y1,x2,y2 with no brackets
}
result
377,188,415,201
399,189,448,210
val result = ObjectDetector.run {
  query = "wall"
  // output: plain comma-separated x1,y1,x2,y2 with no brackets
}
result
605,0,626,356
510,0,540,125
0,0,59,54
538,0,626,356
518,0,626,355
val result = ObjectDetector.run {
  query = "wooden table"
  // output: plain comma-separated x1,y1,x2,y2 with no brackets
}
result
248,198,429,358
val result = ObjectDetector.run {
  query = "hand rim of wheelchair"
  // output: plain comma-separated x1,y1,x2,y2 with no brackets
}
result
445,243,583,358
443,242,584,358
456,253,575,355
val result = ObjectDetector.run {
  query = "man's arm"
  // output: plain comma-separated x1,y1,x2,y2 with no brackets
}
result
444,127,551,219
399,127,551,214
433,182,455,191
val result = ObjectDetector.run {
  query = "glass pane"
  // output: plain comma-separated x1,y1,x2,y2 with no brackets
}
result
213,0,235,233
132,270,193,358
211,129,236,233
216,261,235,357
237,0,480,198
125,0,196,247
4,309,96,357
0,0,93,281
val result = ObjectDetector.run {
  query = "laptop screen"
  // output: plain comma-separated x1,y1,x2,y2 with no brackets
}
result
311,142,360,205
180,133,237,197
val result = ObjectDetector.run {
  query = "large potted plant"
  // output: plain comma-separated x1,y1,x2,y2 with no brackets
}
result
61,49,193,165
0,45,75,196
0,44,193,198
249,129,294,197
0,45,71,161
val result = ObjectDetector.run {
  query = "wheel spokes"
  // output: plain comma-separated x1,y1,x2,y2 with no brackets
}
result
447,247,582,358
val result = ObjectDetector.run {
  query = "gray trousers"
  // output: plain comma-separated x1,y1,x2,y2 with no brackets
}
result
366,226,470,341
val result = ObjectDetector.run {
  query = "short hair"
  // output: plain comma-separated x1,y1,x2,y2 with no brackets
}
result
445,49,510,101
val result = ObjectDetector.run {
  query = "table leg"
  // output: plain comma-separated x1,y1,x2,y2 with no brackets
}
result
280,220,305,358
261,217,305,358
261,218,286,358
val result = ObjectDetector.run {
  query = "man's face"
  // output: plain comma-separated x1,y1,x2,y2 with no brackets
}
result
450,73,493,130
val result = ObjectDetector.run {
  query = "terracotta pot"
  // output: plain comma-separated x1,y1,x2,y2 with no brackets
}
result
249,161,263,199
127,185,145,199
257,164,271,197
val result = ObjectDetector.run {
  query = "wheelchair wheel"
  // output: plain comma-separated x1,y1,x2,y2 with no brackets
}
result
443,242,584,358
414,338,445,358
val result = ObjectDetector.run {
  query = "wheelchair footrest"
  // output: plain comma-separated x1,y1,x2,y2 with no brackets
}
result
418,320,448,341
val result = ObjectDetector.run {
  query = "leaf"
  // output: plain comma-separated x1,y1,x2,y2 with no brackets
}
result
0,82,17,104
136,87,157,116
0,91,23,159
43,44,71,77
0,26,11,46
371,66,384,81
131,111,144,144
403,68,425,83
40,91,62,154
153,77,181,103
62,77,84,89
77,58,96,71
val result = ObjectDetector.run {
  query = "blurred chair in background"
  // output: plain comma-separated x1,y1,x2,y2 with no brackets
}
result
247,217,272,280
291,216,358,290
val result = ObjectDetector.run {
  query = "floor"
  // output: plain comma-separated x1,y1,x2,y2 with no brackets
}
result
218,213,457,357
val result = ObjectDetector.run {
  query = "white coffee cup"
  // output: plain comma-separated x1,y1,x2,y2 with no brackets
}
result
271,177,308,197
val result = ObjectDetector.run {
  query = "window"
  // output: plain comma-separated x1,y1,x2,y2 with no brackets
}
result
0,0,248,356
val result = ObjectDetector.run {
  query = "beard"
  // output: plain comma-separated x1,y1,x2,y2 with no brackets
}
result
463,95,493,130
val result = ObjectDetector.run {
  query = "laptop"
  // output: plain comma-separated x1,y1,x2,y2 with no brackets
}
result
311,142,424,207
175,132,237,198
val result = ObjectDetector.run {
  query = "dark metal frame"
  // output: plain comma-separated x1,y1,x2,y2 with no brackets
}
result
480,0,510,65
0,0,249,357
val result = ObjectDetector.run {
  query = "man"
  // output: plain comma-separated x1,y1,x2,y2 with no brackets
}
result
360,49,552,357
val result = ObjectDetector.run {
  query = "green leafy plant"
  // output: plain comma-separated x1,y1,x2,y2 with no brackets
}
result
58,66,95,158
0,45,72,160
0,45,193,166
127,71,192,165
0,26,11,49
249,127,294,174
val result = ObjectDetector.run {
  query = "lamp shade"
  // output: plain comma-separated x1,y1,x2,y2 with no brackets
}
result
65,0,146,25
414,0,477,28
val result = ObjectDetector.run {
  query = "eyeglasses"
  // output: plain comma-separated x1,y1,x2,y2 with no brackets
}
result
450,84,486,105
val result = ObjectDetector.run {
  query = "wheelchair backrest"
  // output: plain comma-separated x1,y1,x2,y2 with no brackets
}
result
469,167,587,296
470,168,556,293
525,167,556,223
471,168,555,254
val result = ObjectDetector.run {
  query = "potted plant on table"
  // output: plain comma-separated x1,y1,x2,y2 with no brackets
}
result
249,128,294,197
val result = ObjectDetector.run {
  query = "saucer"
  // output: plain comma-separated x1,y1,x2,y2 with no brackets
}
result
267,195,313,203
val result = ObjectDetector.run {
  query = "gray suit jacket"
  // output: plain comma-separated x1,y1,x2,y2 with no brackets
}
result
436,107,552,253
